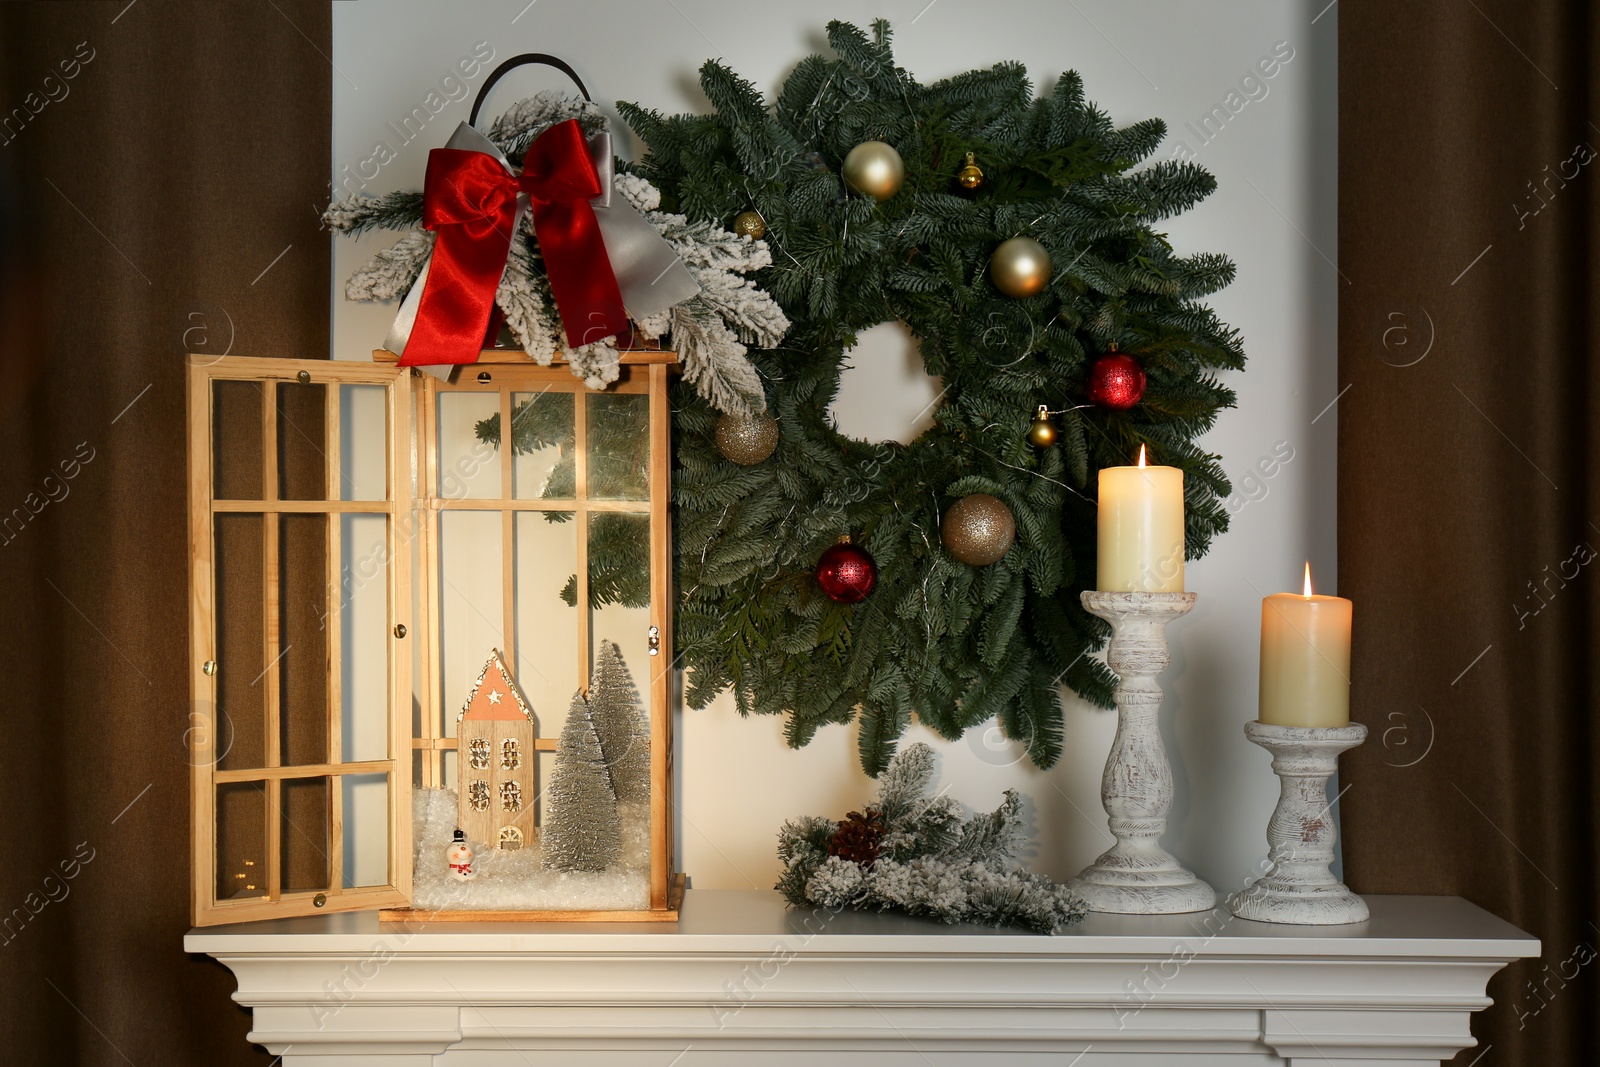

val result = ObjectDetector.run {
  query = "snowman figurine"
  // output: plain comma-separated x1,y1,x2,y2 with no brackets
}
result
446,829,476,881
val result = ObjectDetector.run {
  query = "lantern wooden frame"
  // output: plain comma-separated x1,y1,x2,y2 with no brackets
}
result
187,350,681,927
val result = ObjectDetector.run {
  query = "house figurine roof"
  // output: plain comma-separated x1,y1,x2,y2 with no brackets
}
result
457,649,535,724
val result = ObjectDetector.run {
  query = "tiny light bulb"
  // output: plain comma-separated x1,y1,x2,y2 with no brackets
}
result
1137,444,1148,468
1303,562,1314,597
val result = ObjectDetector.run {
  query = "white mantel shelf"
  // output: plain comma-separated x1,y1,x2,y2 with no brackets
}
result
187,888,1536,1067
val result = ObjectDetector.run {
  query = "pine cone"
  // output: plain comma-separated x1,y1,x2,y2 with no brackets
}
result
827,808,885,867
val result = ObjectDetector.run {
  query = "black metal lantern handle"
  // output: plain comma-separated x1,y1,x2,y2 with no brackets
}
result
469,53,591,129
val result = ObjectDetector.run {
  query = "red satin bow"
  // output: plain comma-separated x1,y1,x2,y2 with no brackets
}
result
402,119,630,366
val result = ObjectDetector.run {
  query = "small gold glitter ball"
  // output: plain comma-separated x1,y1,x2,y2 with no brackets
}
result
957,151,984,190
941,493,1016,566
841,140,905,202
714,412,780,465
989,235,1052,299
1027,405,1058,448
733,210,766,240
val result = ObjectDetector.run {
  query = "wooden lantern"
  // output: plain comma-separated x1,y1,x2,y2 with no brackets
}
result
186,349,682,926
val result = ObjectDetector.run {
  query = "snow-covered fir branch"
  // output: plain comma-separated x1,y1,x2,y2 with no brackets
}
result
323,191,423,235
496,238,562,361
345,230,433,302
775,743,1086,934
487,91,608,159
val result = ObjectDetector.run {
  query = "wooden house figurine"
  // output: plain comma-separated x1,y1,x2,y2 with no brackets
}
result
456,650,537,851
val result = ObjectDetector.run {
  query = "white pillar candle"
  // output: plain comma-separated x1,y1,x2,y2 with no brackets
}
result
1097,445,1185,592
1259,564,1353,727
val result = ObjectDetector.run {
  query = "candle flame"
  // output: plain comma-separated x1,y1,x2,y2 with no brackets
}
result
1137,444,1148,468
1303,562,1314,597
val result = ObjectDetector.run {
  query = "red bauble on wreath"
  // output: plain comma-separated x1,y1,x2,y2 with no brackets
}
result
1086,348,1147,411
816,537,878,604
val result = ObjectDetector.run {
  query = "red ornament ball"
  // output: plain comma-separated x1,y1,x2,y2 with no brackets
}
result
816,539,878,604
1087,352,1146,411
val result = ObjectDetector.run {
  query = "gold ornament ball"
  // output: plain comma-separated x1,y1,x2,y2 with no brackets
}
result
715,412,780,465
1027,405,1058,448
989,236,1052,299
733,210,766,240
941,493,1016,566
842,140,905,202
957,151,985,190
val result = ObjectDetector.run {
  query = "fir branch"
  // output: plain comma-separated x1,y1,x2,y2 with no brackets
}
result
777,743,1086,932
323,192,424,235
344,230,433,302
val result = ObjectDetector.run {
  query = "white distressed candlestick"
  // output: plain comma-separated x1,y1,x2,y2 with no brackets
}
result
1069,590,1215,914
1230,721,1369,926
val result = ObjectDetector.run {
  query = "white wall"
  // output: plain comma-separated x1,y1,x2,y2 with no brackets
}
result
331,0,1338,898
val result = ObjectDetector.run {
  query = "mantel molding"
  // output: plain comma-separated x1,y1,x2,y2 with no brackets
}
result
187,889,1536,1065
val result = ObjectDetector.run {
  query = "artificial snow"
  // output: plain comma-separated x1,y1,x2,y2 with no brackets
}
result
410,787,651,912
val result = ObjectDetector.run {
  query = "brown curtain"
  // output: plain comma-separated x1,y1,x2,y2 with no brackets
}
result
0,2,330,1064
1339,3,1600,1065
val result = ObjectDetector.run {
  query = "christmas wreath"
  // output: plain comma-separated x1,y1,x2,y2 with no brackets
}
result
624,20,1244,774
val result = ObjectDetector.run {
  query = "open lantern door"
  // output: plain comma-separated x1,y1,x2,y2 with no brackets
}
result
187,352,680,926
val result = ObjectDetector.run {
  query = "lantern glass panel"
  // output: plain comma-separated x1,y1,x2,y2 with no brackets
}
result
339,513,391,764
275,381,328,500
212,379,263,500
437,509,503,740
513,509,578,718
279,514,330,767
214,513,266,771
338,384,388,501
510,390,574,500
588,509,653,701
341,773,390,888
280,776,331,894
586,393,649,501
436,391,501,499
216,781,268,901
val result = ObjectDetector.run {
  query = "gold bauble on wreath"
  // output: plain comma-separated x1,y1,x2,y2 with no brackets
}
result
842,140,905,201
956,151,985,190
1026,405,1058,448
715,412,780,465
733,210,767,240
989,235,1052,298
941,493,1016,566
